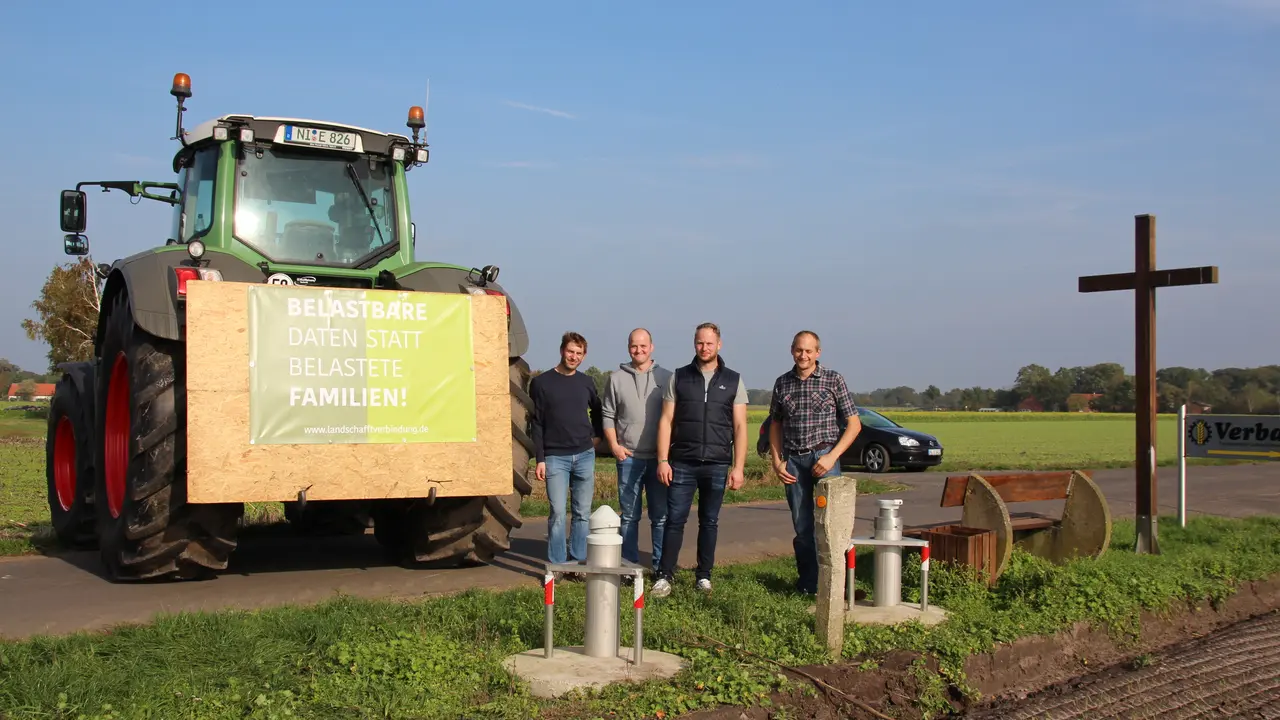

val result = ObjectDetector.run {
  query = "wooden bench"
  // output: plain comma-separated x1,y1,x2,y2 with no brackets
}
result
916,470,1112,580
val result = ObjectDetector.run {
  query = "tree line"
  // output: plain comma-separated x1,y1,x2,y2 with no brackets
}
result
536,362,1280,415
13,258,1277,415
819,362,1280,414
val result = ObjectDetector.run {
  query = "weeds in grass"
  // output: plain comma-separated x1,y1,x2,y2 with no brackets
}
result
2,515,1278,719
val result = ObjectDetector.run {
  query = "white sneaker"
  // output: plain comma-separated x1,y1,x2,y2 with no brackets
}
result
651,578,672,598
696,578,712,593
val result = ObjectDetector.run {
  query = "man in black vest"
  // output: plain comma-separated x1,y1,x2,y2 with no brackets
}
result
650,322,748,597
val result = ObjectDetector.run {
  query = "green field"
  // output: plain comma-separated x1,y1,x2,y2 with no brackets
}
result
1,403,1253,557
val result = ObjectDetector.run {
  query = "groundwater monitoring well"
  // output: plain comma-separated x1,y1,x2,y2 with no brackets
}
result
502,505,685,699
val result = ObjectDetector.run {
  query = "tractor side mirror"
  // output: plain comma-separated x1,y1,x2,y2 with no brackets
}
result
60,190,87,233
63,234,89,256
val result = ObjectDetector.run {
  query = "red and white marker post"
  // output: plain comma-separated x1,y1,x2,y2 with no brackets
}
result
845,545,857,611
543,572,555,659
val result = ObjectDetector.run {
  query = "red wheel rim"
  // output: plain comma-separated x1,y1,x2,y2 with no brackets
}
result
53,416,76,511
105,352,130,519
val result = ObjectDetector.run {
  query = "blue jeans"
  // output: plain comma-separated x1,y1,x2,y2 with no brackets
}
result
617,456,668,572
658,461,729,582
544,449,596,564
784,450,843,593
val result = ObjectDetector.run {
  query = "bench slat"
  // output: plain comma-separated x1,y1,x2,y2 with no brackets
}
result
1010,516,1057,531
940,472,1075,507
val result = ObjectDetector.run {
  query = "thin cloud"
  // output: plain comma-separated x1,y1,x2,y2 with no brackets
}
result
1208,0,1280,17
503,100,576,120
490,160,557,169
1133,0,1280,24
111,152,161,167
678,153,769,170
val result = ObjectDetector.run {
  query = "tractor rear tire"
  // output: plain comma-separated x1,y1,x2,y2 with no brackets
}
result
45,371,97,549
373,356,536,566
93,291,243,581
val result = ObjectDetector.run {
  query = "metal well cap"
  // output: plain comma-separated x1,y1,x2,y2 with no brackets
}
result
589,504,621,533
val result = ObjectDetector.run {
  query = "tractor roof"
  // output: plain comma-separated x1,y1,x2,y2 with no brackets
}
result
183,114,413,149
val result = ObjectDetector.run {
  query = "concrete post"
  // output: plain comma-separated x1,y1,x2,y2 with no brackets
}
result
813,476,857,658
584,505,622,658
872,499,903,607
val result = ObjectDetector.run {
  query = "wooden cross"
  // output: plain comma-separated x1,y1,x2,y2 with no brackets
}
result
1078,214,1218,554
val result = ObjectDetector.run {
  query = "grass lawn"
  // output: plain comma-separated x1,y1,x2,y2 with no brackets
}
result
1,406,1255,557
0,401,45,439
2,514,1277,719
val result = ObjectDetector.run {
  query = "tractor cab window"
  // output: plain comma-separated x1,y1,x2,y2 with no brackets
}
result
180,148,218,243
233,146,397,267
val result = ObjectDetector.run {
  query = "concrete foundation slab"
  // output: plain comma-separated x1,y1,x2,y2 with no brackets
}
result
845,600,949,626
805,600,949,626
503,645,687,699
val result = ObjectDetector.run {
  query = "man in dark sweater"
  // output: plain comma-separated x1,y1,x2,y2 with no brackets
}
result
530,331,604,566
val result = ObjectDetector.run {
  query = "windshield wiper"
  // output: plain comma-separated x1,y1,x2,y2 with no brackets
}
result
345,161,388,251
354,242,400,270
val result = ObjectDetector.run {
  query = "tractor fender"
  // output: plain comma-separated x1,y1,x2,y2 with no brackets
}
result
95,249,268,351
394,265,530,358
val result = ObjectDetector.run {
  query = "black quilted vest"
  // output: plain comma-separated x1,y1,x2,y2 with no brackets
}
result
669,356,739,464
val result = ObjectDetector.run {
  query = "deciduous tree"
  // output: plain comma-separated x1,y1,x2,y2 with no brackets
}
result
20,257,103,372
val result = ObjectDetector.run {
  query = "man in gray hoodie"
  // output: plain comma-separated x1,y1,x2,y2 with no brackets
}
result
601,328,674,573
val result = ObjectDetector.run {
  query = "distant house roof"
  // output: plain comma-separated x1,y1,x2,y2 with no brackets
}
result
1067,393,1103,412
6,382,57,398
1017,396,1044,412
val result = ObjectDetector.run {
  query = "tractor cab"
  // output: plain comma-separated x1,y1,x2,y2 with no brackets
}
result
58,73,431,279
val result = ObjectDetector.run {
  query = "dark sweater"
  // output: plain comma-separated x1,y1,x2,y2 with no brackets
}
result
530,368,604,463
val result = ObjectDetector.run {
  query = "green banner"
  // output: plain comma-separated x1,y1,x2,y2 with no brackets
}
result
247,285,477,445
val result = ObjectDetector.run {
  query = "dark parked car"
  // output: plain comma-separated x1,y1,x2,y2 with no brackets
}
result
756,407,943,473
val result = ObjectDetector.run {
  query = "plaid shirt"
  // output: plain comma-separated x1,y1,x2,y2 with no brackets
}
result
768,363,858,454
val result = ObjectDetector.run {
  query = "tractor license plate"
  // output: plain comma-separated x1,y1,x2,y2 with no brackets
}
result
283,125,357,151
927,448,941,456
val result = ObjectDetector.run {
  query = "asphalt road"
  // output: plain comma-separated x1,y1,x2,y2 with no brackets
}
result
2,463,1278,640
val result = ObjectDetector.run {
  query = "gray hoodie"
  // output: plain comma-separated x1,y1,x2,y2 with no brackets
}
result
601,361,673,459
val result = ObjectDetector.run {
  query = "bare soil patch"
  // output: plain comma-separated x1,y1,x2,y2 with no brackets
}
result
686,576,1280,720
965,609,1280,719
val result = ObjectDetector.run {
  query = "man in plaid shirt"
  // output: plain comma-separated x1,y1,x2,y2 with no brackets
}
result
767,330,862,595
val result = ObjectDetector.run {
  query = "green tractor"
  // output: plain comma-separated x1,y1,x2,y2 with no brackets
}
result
48,72,536,582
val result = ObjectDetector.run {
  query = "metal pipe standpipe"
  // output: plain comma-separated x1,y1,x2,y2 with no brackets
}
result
872,499,904,607
584,505,623,658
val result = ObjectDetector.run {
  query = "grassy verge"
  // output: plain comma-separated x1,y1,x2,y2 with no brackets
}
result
0,439,49,556
1,407,1260,557
0,435,905,556
1,515,1277,720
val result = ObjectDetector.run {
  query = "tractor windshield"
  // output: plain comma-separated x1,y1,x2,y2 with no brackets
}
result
234,146,398,268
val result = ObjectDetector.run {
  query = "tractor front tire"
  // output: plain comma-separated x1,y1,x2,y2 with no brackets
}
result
93,291,243,581
46,371,97,549
374,357,536,566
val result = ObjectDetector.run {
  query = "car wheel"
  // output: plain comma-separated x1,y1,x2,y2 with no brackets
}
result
862,443,890,473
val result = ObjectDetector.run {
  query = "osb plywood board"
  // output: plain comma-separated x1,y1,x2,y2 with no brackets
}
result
183,280,512,504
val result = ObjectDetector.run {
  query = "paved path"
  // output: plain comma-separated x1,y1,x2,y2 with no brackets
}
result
2,464,1278,640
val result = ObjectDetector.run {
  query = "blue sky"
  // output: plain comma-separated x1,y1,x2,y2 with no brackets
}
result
2,1,1277,391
